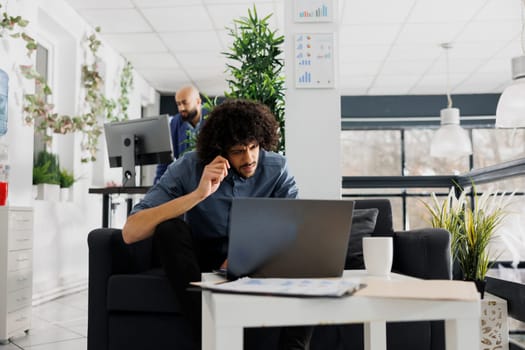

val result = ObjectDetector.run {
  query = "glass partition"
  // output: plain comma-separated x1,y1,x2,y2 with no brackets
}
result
341,130,401,176
404,129,469,175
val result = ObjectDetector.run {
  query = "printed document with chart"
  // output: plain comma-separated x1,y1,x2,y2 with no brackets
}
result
193,277,364,297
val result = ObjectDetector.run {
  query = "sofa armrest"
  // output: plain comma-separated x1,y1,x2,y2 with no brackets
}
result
87,228,155,350
393,228,452,280
87,228,121,350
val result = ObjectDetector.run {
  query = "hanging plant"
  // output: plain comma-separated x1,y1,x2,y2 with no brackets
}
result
78,29,134,157
17,28,105,161
1,7,134,162
77,27,107,161
0,5,36,56
0,5,63,144
0,5,28,30
115,60,133,122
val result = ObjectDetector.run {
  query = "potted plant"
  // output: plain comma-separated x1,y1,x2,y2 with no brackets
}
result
32,150,60,201
422,185,513,298
222,6,286,153
59,168,75,201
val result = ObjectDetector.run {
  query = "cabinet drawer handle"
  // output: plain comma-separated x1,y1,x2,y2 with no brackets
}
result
16,257,29,262
16,238,30,242
16,277,27,282
14,217,31,222
15,316,27,322
16,296,27,302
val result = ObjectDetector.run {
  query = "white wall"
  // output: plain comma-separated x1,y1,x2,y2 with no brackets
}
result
0,0,156,302
283,1,341,199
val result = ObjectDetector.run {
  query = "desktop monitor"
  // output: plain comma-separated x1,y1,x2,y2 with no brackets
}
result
104,115,173,186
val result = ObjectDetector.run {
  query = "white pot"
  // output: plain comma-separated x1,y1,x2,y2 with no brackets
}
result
35,183,60,201
60,187,72,202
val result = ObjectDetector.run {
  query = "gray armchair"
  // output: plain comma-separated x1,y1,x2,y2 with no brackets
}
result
87,199,451,350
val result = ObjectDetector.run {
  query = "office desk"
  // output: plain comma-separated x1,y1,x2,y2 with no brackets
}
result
201,270,481,350
88,186,150,227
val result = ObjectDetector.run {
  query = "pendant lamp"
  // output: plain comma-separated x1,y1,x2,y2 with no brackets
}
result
496,0,525,128
495,55,525,128
430,43,472,158
430,107,472,157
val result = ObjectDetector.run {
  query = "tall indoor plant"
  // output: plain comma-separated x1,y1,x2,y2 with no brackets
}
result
423,186,513,297
222,6,286,153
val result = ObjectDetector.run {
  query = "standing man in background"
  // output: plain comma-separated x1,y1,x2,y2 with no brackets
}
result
154,85,206,183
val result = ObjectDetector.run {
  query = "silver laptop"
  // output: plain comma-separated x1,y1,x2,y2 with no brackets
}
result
226,198,355,280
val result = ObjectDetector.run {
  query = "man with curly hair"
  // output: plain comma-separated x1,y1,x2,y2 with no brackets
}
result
123,99,313,350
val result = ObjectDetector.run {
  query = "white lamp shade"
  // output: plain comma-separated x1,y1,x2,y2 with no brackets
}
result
495,78,525,128
430,108,472,158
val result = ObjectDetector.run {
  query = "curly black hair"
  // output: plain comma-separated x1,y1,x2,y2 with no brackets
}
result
197,99,279,164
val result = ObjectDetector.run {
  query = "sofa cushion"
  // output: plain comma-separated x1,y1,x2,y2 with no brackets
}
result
354,199,393,234
107,268,182,313
345,208,379,269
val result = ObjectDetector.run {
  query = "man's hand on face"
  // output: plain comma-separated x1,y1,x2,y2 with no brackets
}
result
196,156,230,199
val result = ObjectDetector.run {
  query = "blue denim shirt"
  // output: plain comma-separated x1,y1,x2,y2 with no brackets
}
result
131,150,298,240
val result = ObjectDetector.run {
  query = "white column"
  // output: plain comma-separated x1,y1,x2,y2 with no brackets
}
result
283,1,341,199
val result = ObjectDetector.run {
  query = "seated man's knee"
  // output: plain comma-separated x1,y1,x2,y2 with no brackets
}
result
154,218,191,244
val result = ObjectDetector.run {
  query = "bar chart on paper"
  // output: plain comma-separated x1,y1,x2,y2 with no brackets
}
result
295,33,334,88
295,0,334,22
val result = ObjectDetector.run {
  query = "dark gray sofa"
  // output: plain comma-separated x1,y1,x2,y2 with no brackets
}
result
87,199,452,350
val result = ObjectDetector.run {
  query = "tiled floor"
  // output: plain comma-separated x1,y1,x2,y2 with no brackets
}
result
0,290,87,350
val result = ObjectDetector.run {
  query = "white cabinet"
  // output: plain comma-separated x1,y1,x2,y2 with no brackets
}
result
0,206,33,344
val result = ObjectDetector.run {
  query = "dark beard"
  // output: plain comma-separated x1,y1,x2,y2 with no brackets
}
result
181,108,198,122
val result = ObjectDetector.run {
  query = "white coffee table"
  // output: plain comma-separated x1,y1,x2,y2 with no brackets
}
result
201,270,480,350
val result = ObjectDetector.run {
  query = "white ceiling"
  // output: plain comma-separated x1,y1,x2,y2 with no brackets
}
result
62,0,524,97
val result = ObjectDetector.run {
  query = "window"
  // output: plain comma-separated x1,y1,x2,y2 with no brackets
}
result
404,129,469,175
33,43,49,160
341,130,401,176
473,129,525,167
342,127,525,234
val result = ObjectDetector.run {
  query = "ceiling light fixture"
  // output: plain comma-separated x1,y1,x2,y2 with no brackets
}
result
495,0,525,128
430,43,472,158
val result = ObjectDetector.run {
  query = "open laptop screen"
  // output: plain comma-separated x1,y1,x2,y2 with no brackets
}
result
226,198,355,280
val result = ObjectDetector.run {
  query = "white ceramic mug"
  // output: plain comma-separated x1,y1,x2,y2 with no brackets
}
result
362,237,393,276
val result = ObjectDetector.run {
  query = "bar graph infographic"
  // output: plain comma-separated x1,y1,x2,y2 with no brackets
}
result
295,33,334,88
295,0,334,22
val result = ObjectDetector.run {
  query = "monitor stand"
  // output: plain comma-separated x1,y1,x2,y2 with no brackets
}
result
120,134,137,187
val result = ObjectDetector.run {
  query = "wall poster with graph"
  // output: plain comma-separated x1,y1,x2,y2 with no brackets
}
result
295,33,334,89
294,0,334,23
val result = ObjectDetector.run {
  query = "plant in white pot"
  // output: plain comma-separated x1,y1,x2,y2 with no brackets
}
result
32,150,60,201
422,185,514,298
59,168,75,202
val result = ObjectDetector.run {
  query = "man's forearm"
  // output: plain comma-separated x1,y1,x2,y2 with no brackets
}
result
122,191,204,244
